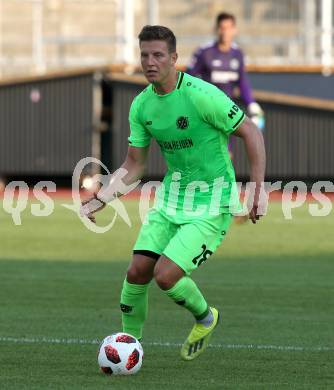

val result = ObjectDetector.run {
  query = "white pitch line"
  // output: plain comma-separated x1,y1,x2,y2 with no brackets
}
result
0,336,332,352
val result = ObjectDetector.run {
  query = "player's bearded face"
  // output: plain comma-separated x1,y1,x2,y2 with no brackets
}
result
140,40,177,84
217,20,236,45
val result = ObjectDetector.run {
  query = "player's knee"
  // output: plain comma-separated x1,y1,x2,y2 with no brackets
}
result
154,269,174,290
126,264,151,284
126,267,138,283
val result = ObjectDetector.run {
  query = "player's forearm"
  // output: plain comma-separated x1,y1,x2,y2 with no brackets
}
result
80,159,144,219
119,157,146,187
81,146,148,221
96,160,144,204
242,120,266,202
93,159,144,203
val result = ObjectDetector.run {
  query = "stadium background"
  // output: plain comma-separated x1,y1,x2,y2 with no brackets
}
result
0,1,333,389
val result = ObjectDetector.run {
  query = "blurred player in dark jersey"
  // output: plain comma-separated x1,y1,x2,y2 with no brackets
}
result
187,12,265,152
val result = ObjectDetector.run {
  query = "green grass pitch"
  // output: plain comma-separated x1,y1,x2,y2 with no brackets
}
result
0,198,333,389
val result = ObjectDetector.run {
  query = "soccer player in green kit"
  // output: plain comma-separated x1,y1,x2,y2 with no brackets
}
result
81,25,266,361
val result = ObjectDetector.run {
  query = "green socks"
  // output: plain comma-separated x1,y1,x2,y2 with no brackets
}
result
120,276,209,339
120,279,150,340
165,276,209,320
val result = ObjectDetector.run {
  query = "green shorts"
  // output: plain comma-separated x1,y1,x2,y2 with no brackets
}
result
133,208,233,275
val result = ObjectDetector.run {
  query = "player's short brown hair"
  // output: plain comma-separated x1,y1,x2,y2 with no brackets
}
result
138,25,176,53
216,12,236,27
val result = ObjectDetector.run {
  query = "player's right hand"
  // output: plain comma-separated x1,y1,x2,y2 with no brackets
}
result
80,194,105,224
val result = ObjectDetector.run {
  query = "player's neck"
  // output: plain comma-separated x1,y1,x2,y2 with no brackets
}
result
153,70,178,95
218,42,232,53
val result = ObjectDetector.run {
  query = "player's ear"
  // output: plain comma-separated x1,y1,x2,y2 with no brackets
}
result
171,52,178,65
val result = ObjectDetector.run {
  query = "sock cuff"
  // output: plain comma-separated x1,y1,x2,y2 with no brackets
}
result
195,305,210,320
123,278,150,294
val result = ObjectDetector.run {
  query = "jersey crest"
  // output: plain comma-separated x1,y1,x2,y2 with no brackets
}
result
176,116,189,130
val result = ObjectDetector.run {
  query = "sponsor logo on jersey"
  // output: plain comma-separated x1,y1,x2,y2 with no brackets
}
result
228,104,240,119
176,116,189,130
158,138,194,152
212,59,223,67
211,70,239,83
230,58,240,70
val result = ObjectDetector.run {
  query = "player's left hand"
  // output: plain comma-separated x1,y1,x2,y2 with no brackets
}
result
249,204,262,224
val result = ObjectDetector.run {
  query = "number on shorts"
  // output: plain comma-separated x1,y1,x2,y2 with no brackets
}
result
192,244,213,267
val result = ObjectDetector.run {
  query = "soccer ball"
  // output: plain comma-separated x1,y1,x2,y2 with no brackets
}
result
97,333,143,375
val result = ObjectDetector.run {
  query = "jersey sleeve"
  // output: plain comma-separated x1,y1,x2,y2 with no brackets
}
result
128,97,152,147
199,87,246,135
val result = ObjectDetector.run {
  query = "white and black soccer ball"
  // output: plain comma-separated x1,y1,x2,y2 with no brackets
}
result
97,333,143,375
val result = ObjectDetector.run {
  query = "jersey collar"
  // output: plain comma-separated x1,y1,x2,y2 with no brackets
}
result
152,71,184,97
